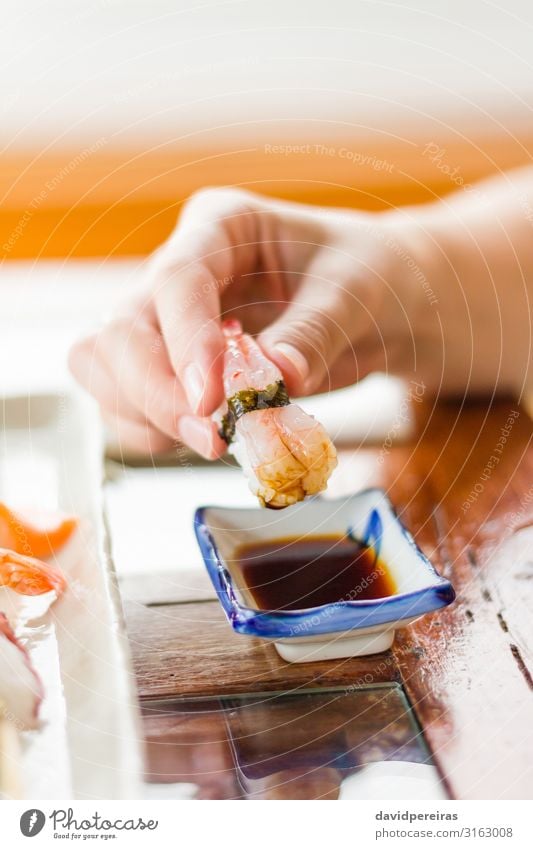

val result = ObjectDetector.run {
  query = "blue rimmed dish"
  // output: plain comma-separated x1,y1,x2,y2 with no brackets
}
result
194,489,455,663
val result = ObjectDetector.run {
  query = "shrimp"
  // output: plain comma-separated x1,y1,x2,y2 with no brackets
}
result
0,612,43,729
0,548,66,597
218,320,337,508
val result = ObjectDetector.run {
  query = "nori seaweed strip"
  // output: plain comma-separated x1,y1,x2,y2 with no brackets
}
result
218,380,290,444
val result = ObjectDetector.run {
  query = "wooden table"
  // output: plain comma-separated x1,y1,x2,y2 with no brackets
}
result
121,397,533,800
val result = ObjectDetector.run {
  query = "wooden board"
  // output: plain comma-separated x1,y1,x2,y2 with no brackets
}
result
122,397,533,799
387,399,533,800
122,596,399,700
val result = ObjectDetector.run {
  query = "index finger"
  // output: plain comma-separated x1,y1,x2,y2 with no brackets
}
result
153,188,261,417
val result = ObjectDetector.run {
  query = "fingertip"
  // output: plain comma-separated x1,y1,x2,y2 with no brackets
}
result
210,428,228,460
178,415,226,460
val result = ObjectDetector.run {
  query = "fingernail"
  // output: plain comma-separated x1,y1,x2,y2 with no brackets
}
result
271,342,309,385
178,416,213,459
183,363,204,413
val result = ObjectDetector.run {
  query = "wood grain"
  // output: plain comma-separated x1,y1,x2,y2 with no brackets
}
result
386,399,533,800
120,569,215,607
123,597,399,700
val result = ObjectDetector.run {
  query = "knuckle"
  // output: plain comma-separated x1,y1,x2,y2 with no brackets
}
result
148,241,173,277
185,186,226,209
150,187,262,278
181,187,258,227
185,186,252,212
287,314,333,359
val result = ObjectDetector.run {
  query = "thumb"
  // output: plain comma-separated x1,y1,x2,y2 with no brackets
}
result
258,278,360,397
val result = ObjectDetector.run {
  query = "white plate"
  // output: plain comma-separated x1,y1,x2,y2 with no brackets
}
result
0,392,143,799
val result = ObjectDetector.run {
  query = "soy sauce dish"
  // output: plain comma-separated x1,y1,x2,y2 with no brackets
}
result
194,489,455,664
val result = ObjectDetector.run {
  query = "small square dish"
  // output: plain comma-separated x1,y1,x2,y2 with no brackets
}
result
194,489,455,663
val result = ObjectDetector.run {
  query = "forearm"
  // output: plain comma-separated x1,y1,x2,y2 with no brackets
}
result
394,167,533,395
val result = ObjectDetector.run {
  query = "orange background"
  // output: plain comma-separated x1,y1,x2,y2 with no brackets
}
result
3,131,533,259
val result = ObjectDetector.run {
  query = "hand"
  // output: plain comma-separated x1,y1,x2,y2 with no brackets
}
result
69,188,424,458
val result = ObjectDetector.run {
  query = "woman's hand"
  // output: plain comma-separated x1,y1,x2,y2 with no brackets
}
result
68,187,428,458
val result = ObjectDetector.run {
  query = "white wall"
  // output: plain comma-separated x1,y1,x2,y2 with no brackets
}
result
2,0,533,149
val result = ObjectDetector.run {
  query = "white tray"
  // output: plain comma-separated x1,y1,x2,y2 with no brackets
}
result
0,391,143,799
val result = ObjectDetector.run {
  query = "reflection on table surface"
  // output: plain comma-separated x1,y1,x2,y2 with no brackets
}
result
142,685,446,800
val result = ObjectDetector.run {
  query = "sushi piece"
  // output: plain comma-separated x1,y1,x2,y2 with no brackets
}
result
0,613,43,730
0,502,77,559
0,548,66,597
218,320,337,508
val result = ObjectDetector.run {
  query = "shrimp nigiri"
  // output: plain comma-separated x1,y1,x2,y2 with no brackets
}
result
0,612,43,729
218,320,337,508
0,548,66,597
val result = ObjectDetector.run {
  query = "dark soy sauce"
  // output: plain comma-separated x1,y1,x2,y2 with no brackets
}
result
236,534,396,612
